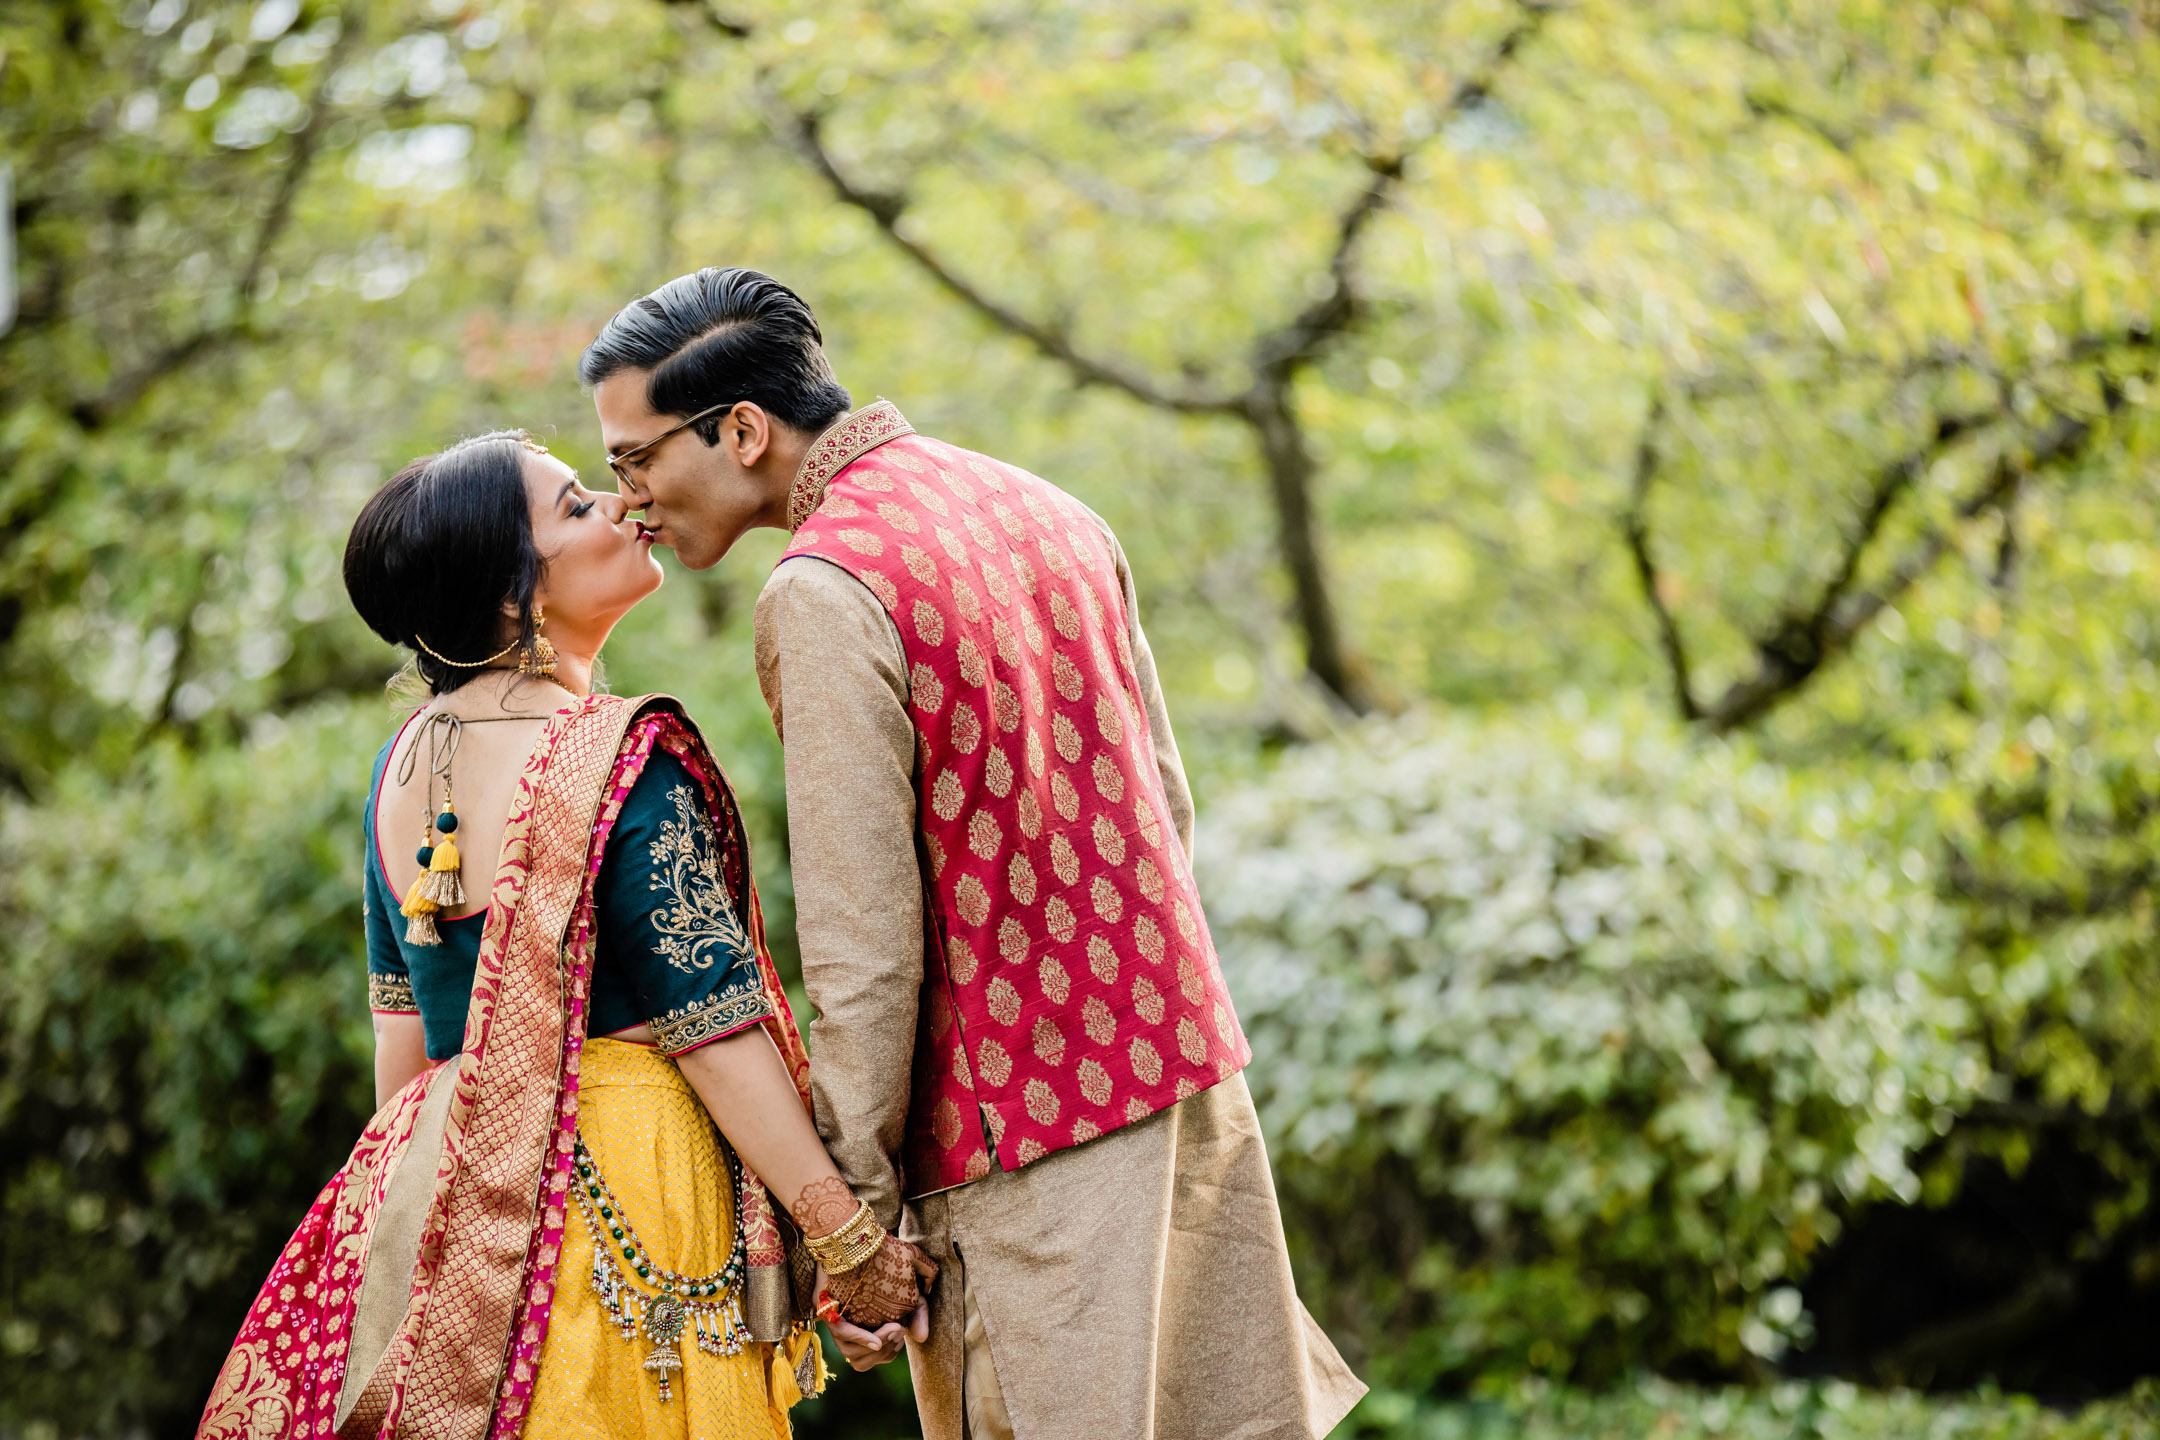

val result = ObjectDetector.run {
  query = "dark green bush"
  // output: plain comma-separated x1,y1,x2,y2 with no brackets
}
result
0,703,380,1435
1345,1377,2160,1440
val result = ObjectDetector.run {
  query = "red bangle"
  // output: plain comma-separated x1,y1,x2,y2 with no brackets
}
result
815,1289,843,1324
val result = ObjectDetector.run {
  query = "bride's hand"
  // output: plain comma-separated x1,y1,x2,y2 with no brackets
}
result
791,1176,937,1329
817,1257,931,1370
833,1235,938,1328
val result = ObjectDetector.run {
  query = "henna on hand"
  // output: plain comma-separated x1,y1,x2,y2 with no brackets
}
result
834,1235,937,1328
791,1175,859,1238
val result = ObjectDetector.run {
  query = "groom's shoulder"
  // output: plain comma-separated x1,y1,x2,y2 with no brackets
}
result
909,433,1119,543
753,551,896,636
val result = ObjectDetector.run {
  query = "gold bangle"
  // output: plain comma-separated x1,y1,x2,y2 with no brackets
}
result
803,1200,886,1275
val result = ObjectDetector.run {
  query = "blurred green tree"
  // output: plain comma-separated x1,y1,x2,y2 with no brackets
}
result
6,0,2160,1433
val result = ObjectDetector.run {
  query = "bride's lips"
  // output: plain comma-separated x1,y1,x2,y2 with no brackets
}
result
635,522,658,544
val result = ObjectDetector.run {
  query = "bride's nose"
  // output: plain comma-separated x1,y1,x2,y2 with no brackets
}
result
601,491,632,524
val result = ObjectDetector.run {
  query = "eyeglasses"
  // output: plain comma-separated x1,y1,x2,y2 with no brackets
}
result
605,400,736,487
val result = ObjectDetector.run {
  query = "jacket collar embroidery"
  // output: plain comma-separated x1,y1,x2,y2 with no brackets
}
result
785,399,914,532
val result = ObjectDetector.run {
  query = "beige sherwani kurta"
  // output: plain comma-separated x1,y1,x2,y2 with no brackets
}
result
754,481,1365,1440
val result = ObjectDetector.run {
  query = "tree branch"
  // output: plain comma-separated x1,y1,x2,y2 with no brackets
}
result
70,6,366,431
1252,6,1550,379
1248,155,1403,378
1619,397,1702,721
1740,90,1861,154
675,0,1550,712
776,104,1240,416
1223,0,1557,709
1819,405,2002,611
1699,370,2139,733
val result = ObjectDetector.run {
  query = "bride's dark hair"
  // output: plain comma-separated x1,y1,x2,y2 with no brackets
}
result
343,432,546,695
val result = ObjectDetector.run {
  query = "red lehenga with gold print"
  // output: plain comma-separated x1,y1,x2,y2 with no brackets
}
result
196,696,822,1440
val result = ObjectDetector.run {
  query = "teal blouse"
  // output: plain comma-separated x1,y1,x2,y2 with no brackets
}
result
363,732,772,1061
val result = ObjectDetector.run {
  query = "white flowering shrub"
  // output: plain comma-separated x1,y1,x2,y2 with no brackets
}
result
1198,706,1985,1387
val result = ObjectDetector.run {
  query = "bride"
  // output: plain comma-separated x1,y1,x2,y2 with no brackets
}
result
197,432,933,1439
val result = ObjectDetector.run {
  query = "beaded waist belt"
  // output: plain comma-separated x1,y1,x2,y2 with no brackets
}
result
570,1134,748,1403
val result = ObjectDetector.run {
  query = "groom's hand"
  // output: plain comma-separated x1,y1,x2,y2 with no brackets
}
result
827,1312,909,1371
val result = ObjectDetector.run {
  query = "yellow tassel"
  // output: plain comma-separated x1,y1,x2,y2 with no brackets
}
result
418,835,464,908
399,873,438,919
417,869,463,909
400,873,444,947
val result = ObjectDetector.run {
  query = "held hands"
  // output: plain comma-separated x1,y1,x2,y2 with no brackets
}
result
829,1233,939,1326
823,1304,909,1370
794,1177,937,1368
816,1251,934,1371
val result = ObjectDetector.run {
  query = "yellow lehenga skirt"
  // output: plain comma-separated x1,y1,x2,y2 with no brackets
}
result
526,1039,819,1439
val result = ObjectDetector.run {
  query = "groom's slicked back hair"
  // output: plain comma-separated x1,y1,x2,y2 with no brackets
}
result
578,267,852,440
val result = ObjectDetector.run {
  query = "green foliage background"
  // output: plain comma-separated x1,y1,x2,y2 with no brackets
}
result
1204,706,1979,1386
7,0,2160,1435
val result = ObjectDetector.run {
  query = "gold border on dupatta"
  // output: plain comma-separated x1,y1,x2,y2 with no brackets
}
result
378,696,646,1440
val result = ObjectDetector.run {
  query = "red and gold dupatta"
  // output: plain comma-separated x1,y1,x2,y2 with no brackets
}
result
195,695,814,1440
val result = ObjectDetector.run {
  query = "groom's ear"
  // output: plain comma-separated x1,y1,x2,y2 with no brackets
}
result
724,403,774,469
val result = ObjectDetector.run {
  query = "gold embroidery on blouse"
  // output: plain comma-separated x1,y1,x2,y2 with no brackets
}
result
785,400,914,531
649,986,776,1056
369,973,419,1013
647,782,754,974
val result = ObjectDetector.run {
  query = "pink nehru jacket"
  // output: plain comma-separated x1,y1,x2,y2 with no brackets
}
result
781,407,1251,1197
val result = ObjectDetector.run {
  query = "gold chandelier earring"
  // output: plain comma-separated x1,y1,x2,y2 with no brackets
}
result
520,602,559,679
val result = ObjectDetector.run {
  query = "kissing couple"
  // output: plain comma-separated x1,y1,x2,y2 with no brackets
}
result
196,268,1364,1440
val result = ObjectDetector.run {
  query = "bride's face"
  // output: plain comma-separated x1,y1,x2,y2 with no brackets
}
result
524,450,663,639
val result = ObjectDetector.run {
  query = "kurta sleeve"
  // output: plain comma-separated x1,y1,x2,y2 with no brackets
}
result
754,555,924,1227
364,771,419,1015
595,748,774,1056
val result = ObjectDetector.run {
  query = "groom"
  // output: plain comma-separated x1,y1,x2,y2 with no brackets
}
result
581,267,1363,1440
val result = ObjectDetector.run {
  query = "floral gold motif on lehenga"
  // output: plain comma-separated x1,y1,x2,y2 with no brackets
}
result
186,1050,440,1440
